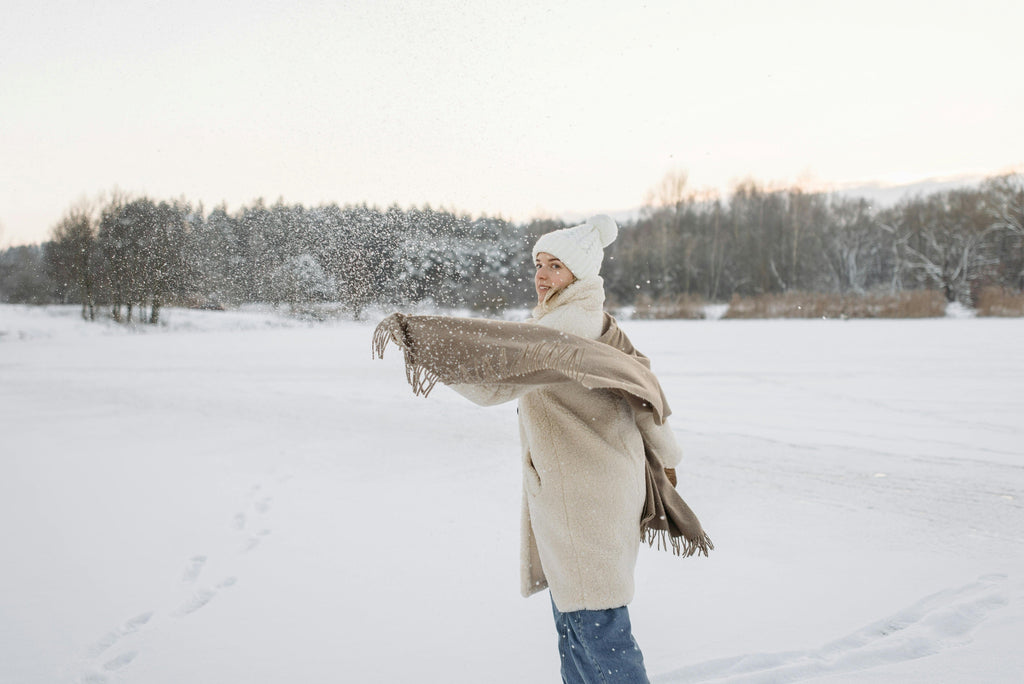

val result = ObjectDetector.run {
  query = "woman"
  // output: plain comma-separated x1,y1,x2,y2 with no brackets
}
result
373,215,710,684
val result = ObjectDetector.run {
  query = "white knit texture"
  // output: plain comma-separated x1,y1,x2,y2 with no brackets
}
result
532,214,618,280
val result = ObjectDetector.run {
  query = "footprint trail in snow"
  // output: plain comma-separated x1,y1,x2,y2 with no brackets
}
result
76,473,288,683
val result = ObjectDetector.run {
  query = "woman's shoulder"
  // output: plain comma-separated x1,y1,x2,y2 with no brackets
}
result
598,314,652,367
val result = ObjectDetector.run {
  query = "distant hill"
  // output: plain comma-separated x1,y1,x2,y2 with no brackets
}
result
831,175,988,208
559,174,995,225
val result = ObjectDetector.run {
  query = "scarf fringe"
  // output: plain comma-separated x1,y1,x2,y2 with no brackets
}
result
371,320,396,360
642,527,715,558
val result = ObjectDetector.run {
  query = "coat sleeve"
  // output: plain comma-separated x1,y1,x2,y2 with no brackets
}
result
636,409,683,468
448,382,531,407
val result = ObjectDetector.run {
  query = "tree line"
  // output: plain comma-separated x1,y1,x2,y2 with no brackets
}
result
1,173,1021,320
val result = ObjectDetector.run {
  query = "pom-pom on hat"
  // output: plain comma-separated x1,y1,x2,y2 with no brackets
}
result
532,214,618,281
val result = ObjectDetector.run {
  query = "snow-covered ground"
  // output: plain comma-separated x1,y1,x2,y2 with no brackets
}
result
1,304,1021,683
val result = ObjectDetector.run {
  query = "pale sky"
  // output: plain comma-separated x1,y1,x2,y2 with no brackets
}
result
2,0,1022,246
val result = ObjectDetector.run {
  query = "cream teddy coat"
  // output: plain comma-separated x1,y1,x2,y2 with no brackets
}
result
452,277,682,612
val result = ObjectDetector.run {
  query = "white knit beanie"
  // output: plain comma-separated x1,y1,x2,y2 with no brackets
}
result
532,214,618,281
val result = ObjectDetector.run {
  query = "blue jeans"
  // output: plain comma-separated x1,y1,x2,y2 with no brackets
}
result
551,596,650,684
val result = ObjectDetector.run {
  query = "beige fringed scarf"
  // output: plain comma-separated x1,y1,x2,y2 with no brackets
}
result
373,312,713,558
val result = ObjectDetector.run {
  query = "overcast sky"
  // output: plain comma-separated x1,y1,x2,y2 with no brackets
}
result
2,0,1022,246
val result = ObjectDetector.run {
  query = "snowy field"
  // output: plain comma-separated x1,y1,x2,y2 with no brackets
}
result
1,304,1022,684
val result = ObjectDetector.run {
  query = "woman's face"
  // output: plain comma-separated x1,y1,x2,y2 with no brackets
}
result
534,252,575,304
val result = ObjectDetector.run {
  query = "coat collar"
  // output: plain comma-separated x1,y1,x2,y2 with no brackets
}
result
531,277,606,340
534,276,605,316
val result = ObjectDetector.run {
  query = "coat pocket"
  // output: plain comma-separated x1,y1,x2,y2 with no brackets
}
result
523,451,542,496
